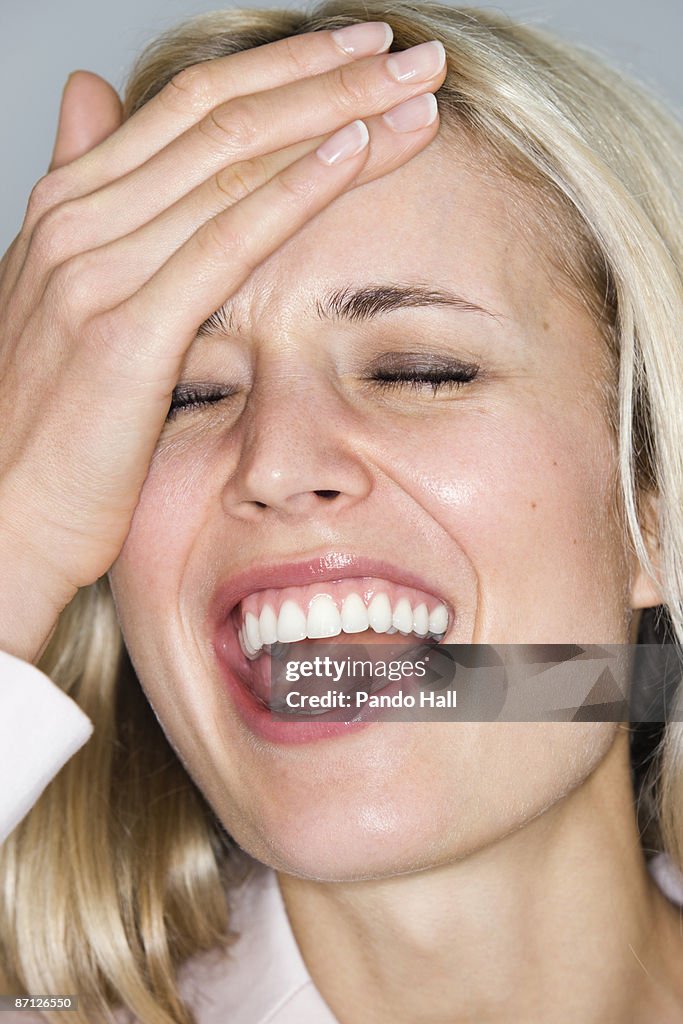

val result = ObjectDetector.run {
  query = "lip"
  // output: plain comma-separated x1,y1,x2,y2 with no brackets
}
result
209,551,453,745
217,650,377,744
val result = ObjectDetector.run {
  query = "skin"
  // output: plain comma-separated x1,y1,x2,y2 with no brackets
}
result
108,139,683,1020
2,30,681,1024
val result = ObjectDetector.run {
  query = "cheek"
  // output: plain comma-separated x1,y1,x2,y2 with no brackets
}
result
365,396,627,641
113,440,218,589
108,442,221,662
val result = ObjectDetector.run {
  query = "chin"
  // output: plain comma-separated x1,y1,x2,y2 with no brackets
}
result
216,786,429,880
216,778,474,882
210,721,621,882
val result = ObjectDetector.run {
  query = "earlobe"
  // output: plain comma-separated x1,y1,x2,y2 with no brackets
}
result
631,565,663,610
629,491,663,610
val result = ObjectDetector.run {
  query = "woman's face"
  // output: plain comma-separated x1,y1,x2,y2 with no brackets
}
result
109,137,649,880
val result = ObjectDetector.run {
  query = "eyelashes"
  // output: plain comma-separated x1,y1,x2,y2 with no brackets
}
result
364,361,480,395
167,384,238,419
167,358,481,419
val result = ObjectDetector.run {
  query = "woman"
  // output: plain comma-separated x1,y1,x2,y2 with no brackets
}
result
0,1,682,1021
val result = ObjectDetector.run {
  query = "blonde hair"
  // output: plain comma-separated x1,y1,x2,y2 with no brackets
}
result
2,3,682,1021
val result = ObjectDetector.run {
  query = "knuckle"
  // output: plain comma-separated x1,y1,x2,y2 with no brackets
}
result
197,216,257,274
76,305,149,375
199,99,258,153
79,308,124,354
280,34,317,79
25,171,69,229
46,253,99,321
275,166,317,205
215,156,269,205
330,61,365,110
196,216,233,257
162,63,213,113
30,199,85,265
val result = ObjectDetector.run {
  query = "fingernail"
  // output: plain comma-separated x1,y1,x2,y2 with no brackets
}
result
382,93,438,132
386,40,446,83
316,120,369,165
331,21,393,57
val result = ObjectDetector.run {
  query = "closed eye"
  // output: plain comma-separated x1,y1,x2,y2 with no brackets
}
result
167,357,481,418
166,385,238,419
365,356,480,395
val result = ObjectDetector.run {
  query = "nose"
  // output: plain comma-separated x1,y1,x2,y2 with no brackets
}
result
221,376,373,520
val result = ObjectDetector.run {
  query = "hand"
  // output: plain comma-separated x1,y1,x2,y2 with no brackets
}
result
0,25,446,661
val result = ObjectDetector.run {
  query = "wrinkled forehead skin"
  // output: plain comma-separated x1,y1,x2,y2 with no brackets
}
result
206,134,597,375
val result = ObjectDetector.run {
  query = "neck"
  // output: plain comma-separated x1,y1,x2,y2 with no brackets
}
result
278,732,683,1024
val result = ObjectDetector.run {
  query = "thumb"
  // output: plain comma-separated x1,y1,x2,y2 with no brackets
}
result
50,70,123,170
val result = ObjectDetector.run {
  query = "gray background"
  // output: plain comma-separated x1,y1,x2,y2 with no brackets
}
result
1,0,681,251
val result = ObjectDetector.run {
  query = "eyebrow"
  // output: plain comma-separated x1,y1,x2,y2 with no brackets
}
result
316,284,503,323
197,283,502,338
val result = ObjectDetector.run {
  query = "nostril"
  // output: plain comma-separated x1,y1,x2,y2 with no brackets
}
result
314,489,341,500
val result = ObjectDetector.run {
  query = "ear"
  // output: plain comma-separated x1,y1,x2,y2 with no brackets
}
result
630,491,663,610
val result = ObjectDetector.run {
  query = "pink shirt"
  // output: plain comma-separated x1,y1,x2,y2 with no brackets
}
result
1,649,682,1022
175,860,337,1024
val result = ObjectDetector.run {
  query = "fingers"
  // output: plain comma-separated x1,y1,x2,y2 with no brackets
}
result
49,72,123,170
44,24,394,200
106,41,445,233
16,25,397,284
92,120,375,384
59,95,440,311
28,40,446,262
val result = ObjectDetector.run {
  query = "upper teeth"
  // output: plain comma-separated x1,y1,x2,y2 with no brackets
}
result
238,591,448,660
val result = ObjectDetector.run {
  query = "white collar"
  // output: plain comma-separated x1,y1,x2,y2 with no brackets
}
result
177,858,338,1024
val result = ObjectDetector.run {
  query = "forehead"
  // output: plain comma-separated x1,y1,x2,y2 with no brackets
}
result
223,136,580,338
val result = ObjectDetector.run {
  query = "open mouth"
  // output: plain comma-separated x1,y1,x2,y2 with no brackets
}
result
214,574,451,721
